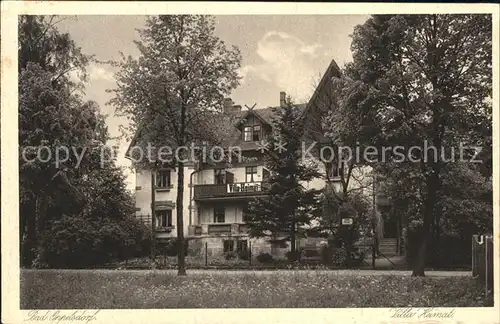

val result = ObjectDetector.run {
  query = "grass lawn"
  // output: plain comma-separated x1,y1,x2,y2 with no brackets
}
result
21,269,488,309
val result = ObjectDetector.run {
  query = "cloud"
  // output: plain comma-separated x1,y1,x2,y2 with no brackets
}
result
239,31,324,102
88,64,115,82
238,65,257,84
67,64,116,84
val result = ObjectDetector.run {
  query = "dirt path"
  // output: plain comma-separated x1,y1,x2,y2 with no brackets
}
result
23,268,471,277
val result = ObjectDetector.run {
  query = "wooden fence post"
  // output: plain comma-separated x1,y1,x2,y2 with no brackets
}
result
205,242,208,267
485,236,493,298
372,241,376,270
472,235,476,277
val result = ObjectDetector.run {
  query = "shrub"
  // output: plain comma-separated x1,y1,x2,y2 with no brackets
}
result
237,250,250,260
163,240,178,257
332,248,347,266
256,252,273,263
286,251,301,262
188,239,203,257
428,235,471,267
350,247,365,266
320,245,334,265
41,215,151,268
158,238,189,257
155,241,170,257
405,221,472,268
119,217,151,258
303,249,319,257
225,251,237,260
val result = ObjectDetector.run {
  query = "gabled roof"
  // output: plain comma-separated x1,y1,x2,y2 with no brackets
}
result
300,59,341,120
233,107,269,128
125,58,340,159
300,59,342,145
233,104,307,126
224,103,307,149
125,120,143,159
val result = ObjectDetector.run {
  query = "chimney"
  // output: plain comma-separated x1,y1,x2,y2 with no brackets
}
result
231,105,242,113
223,97,234,112
280,91,286,107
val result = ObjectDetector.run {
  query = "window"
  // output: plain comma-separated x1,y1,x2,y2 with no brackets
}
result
214,206,225,223
237,240,248,254
243,124,262,142
252,125,261,141
223,240,248,254
214,169,225,185
156,210,172,228
245,166,258,182
243,126,253,142
223,240,234,253
156,170,171,188
326,162,344,179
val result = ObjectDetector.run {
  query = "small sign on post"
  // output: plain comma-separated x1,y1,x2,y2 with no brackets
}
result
342,218,353,225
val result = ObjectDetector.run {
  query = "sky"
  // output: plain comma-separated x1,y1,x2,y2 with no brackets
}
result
57,15,370,189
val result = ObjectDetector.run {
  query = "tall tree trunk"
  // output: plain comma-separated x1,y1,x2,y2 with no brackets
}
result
34,196,49,267
20,206,27,264
345,227,352,269
412,230,428,276
150,170,156,268
176,91,187,276
412,171,439,276
429,209,442,266
290,213,296,261
176,161,186,276
21,199,37,267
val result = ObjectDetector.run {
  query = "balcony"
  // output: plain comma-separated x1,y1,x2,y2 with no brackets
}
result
193,181,269,200
188,223,250,237
156,226,175,233
208,223,232,235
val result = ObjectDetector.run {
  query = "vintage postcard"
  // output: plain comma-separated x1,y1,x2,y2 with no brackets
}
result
1,2,499,324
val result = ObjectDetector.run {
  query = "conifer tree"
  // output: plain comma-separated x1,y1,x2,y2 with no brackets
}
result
247,97,321,261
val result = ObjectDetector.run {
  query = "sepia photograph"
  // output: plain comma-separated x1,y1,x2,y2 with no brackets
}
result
1,2,499,324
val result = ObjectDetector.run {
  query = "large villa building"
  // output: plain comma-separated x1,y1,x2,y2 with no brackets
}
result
130,60,401,258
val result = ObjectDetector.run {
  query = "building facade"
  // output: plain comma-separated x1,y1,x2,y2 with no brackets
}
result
131,60,400,258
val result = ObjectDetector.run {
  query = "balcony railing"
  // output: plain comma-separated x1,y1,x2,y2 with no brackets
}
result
208,223,232,234
194,181,269,199
156,226,174,233
188,223,249,236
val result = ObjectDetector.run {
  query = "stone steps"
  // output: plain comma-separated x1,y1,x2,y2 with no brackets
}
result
378,238,398,256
